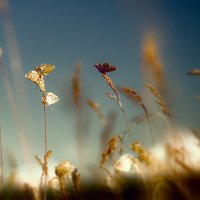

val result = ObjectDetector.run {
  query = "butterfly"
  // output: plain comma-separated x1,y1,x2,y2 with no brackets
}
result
94,63,117,74
42,92,59,106
25,70,46,93
35,64,55,77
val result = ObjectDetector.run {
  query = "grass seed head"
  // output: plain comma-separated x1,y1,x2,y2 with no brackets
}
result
142,34,165,94
119,86,148,114
86,99,106,124
145,83,171,117
130,141,151,165
72,63,82,109
100,136,118,170
187,69,200,75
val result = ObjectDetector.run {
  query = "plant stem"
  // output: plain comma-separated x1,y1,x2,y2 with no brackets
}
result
120,104,133,141
146,115,156,146
43,104,47,200
0,126,3,187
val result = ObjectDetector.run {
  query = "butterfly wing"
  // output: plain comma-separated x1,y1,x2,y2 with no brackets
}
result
39,64,55,76
25,70,46,93
42,92,59,106
25,71,40,83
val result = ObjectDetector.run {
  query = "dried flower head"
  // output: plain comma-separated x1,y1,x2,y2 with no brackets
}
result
94,63,117,74
94,63,122,108
94,62,132,140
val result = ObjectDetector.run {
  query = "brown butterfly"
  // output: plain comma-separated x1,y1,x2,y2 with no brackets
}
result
35,63,55,77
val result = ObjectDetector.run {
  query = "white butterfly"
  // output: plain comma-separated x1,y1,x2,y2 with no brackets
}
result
42,92,59,106
25,70,46,93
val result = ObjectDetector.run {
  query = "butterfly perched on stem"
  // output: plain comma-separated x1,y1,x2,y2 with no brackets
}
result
35,64,55,77
42,92,59,107
25,64,55,93
25,70,46,93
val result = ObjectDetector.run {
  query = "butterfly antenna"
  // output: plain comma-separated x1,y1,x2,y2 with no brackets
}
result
48,104,52,111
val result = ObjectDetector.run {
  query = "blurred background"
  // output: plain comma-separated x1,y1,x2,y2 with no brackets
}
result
0,0,199,185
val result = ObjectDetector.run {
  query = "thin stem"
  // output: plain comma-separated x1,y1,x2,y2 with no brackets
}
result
120,105,133,141
146,115,156,146
0,126,3,187
43,104,47,200
44,105,47,156
121,112,172,142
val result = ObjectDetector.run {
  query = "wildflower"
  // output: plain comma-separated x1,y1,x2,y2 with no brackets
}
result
94,63,117,74
94,62,132,141
94,63,122,108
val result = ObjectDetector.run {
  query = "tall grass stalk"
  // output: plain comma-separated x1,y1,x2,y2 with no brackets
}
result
0,126,3,187
119,104,133,141
43,103,47,200
0,51,32,177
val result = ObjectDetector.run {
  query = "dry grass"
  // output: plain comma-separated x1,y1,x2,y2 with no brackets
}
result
145,83,171,117
187,69,200,75
86,99,106,125
0,34,199,200
142,34,165,95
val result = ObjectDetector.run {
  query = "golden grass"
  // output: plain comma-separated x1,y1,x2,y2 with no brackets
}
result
145,83,171,117
187,69,200,75
86,99,106,125
0,25,199,199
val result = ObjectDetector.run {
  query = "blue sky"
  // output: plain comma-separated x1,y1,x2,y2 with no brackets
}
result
0,0,199,181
